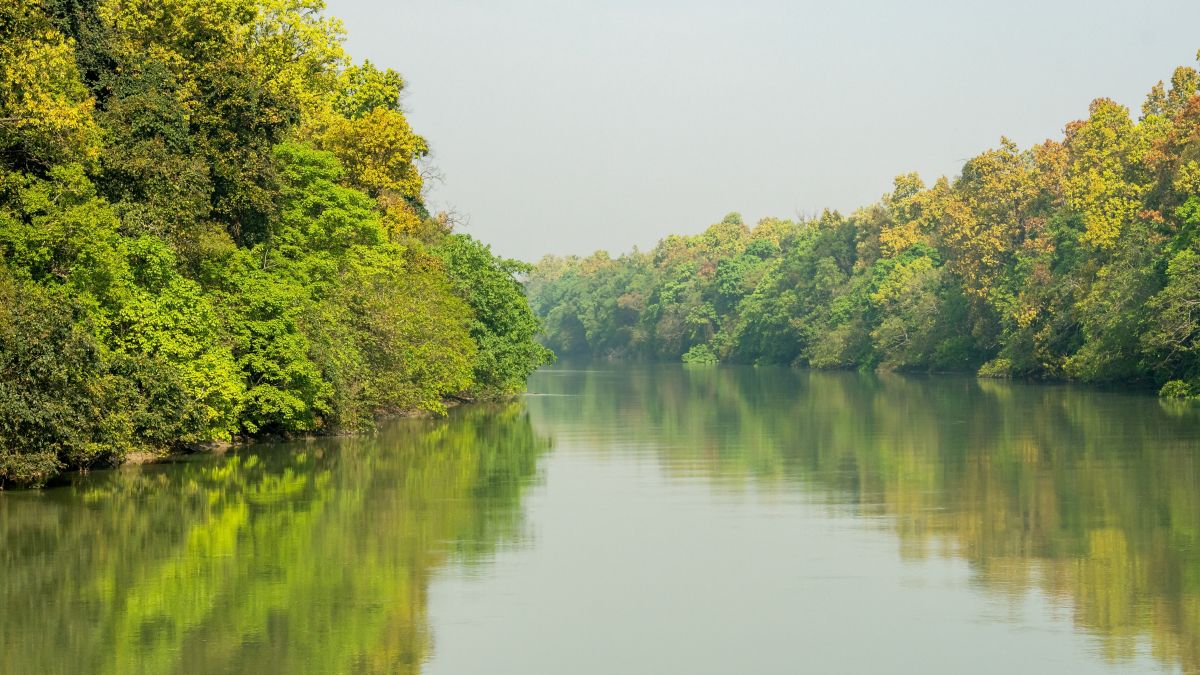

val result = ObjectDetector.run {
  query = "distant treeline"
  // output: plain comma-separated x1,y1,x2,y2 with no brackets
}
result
527,53,1200,398
0,0,551,487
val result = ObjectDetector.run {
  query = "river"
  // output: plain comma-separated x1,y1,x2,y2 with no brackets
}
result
2,364,1198,673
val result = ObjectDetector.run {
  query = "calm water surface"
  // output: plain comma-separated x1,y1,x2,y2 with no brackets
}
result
3,364,1199,673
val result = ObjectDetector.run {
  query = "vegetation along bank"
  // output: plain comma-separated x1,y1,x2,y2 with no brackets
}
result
528,53,1200,401
0,0,552,487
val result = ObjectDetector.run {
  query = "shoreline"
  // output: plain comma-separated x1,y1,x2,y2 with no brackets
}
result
118,399,467,469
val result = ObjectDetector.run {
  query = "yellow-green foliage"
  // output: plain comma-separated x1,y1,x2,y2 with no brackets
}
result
0,1,100,165
529,52,1200,391
1063,99,1152,249
0,0,550,487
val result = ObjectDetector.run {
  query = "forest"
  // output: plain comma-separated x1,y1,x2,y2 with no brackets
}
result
0,0,552,487
527,54,1200,399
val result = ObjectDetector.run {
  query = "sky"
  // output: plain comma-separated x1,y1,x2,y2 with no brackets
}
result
325,0,1200,262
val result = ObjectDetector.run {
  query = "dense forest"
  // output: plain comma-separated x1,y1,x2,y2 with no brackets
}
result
0,0,551,487
527,54,1200,399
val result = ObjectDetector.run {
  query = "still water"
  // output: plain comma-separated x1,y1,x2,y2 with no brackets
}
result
2,364,1199,673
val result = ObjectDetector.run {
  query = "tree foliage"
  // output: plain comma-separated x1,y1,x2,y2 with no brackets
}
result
0,0,549,487
529,53,1200,398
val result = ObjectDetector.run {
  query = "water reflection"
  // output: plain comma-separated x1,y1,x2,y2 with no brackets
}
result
3,367,1199,673
527,365,1200,673
0,403,549,674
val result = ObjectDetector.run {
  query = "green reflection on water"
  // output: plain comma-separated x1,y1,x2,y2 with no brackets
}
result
527,365,1200,672
3,366,1200,673
0,403,549,675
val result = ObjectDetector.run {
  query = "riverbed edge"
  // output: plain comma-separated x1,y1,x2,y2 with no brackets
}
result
117,399,468,469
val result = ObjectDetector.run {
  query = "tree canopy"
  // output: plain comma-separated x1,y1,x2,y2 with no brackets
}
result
528,53,1200,399
0,0,552,487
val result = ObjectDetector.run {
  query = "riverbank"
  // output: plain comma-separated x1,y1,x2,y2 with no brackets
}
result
0,0,551,490
551,355,1182,400
525,55,1200,402
117,400,469,468
0,401,477,491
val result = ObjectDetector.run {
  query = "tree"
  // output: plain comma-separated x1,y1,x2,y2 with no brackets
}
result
436,234,554,396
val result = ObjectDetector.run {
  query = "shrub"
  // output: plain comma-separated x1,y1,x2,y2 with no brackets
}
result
1159,380,1195,399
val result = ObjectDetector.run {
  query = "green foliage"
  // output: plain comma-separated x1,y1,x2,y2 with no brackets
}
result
436,234,554,396
1159,380,1195,399
222,142,478,432
528,52,1200,395
223,253,328,434
0,272,207,488
682,343,719,365
0,0,100,170
334,60,405,119
0,0,549,486
1142,242,1200,387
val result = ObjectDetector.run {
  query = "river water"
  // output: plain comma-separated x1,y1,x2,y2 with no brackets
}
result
2,364,1199,673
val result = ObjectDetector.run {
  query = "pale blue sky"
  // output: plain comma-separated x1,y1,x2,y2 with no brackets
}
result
326,0,1200,261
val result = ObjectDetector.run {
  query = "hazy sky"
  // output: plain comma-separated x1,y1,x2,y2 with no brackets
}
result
326,0,1200,261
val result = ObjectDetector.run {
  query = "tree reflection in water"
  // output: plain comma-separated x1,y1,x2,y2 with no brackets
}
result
0,403,549,674
529,365,1200,672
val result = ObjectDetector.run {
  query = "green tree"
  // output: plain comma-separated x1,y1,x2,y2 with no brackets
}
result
436,234,554,396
